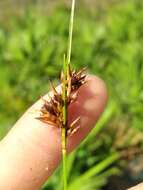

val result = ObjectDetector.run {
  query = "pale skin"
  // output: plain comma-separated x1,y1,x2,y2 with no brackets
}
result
0,76,140,190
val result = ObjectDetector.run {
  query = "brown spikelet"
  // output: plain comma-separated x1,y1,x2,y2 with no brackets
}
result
37,66,86,135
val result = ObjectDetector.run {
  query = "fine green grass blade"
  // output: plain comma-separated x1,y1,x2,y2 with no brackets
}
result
75,168,120,190
68,152,120,190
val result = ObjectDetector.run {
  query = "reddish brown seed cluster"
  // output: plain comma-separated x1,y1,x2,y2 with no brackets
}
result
37,67,86,135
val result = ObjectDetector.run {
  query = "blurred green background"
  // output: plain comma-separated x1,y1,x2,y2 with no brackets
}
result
0,0,143,189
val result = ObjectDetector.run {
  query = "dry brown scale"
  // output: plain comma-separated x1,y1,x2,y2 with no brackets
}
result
36,67,86,135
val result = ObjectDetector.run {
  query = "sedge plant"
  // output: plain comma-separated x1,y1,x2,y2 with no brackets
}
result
37,0,86,189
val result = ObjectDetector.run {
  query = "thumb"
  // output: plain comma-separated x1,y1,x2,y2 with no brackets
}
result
0,75,108,190
128,183,143,190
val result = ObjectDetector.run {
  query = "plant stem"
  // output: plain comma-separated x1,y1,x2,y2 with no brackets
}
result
62,0,76,190
62,127,67,190
62,55,68,190
67,0,76,65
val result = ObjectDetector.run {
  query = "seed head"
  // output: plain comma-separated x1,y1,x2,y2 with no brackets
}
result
37,66,86,135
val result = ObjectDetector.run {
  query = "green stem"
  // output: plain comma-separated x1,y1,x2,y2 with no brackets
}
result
62,0,76,190
62,55,68,190
67,0,76,65
62,127,67,190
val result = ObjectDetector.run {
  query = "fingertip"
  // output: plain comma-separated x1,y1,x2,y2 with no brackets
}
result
68,75,108,150
86,75,108,105
69,75,108,122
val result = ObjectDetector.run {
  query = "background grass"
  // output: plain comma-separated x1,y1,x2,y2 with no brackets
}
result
0,0,143,189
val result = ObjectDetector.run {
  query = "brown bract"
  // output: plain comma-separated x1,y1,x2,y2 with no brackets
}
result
36,67,86,135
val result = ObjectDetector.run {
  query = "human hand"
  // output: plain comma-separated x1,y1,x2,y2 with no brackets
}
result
0,75,108,190
128,183,143,190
